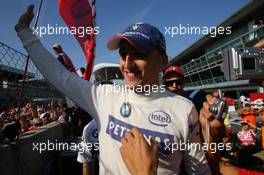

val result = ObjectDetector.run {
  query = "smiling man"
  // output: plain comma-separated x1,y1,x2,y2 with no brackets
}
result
109,30,167,87
15,5,211,175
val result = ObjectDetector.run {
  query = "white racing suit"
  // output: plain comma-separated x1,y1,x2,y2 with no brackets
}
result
17,28,211,175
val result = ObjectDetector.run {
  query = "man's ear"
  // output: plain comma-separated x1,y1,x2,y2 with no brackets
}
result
160,54,168,70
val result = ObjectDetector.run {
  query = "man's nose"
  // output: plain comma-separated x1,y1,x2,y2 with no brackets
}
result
172,82,177,88
124,54,134,67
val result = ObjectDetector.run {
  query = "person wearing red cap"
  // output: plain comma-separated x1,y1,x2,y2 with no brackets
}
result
52,43,77,75
163,65,185,95
163,65,208,114
163,65,229,175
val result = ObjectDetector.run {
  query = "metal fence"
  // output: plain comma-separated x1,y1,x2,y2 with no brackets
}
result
182,26,264,87
0,42,65,110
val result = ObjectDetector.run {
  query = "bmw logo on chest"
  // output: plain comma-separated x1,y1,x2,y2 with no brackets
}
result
120,102,131,117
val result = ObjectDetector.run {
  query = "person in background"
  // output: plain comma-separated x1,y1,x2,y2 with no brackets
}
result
220,128,237,161
163,65,207,112
239,103,257,127
50,110,58,122
40,112,51,125
77,119,99,175
237,120,257,147
19,103,34,132
52,44,77,74
257,105,264,149
224,113,231,129
28,118,43,130
163,65,227,174
79,67,86,79
212,91,220,98
163,65,185,95
236,120,261,169
58,111,69,122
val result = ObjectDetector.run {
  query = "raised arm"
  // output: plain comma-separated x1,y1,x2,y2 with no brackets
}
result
15,5,99,119
199,95,226,175
182,106,212,175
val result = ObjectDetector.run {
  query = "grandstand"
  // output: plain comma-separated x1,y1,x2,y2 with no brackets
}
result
0,42,65,110
169,0,264,99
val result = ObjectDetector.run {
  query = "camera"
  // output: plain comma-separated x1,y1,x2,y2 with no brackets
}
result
209,98,228,120
221,47,264,81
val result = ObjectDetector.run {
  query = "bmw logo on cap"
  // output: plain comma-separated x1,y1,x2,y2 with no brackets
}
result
132,24,140,31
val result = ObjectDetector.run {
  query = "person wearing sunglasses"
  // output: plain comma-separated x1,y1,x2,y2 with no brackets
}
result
163,66,208,114
163,66,228,175
163,66,185,96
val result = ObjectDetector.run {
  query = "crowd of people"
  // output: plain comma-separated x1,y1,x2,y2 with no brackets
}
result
6,4,264,175
0,100,92,144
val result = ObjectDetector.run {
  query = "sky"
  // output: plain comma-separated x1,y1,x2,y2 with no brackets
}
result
0,0,250,69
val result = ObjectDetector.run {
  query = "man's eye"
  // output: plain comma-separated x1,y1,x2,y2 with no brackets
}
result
134,52,147,58
119,50,127,58
119,49,148,59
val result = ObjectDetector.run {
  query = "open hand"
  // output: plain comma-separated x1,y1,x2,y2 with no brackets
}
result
200,95,225,140
15,5,34,32
120,128,158,175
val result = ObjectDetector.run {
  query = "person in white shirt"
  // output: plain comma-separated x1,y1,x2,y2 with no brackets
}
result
77,119,99,175
15,5,211,174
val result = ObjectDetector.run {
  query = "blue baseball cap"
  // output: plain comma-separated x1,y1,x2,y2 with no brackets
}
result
107,23,166,54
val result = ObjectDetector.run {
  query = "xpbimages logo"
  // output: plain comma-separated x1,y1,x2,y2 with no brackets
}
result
32,139,99,154
164,141,232,154
101,83,166,96
164,24,232,38
32,24,100,37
